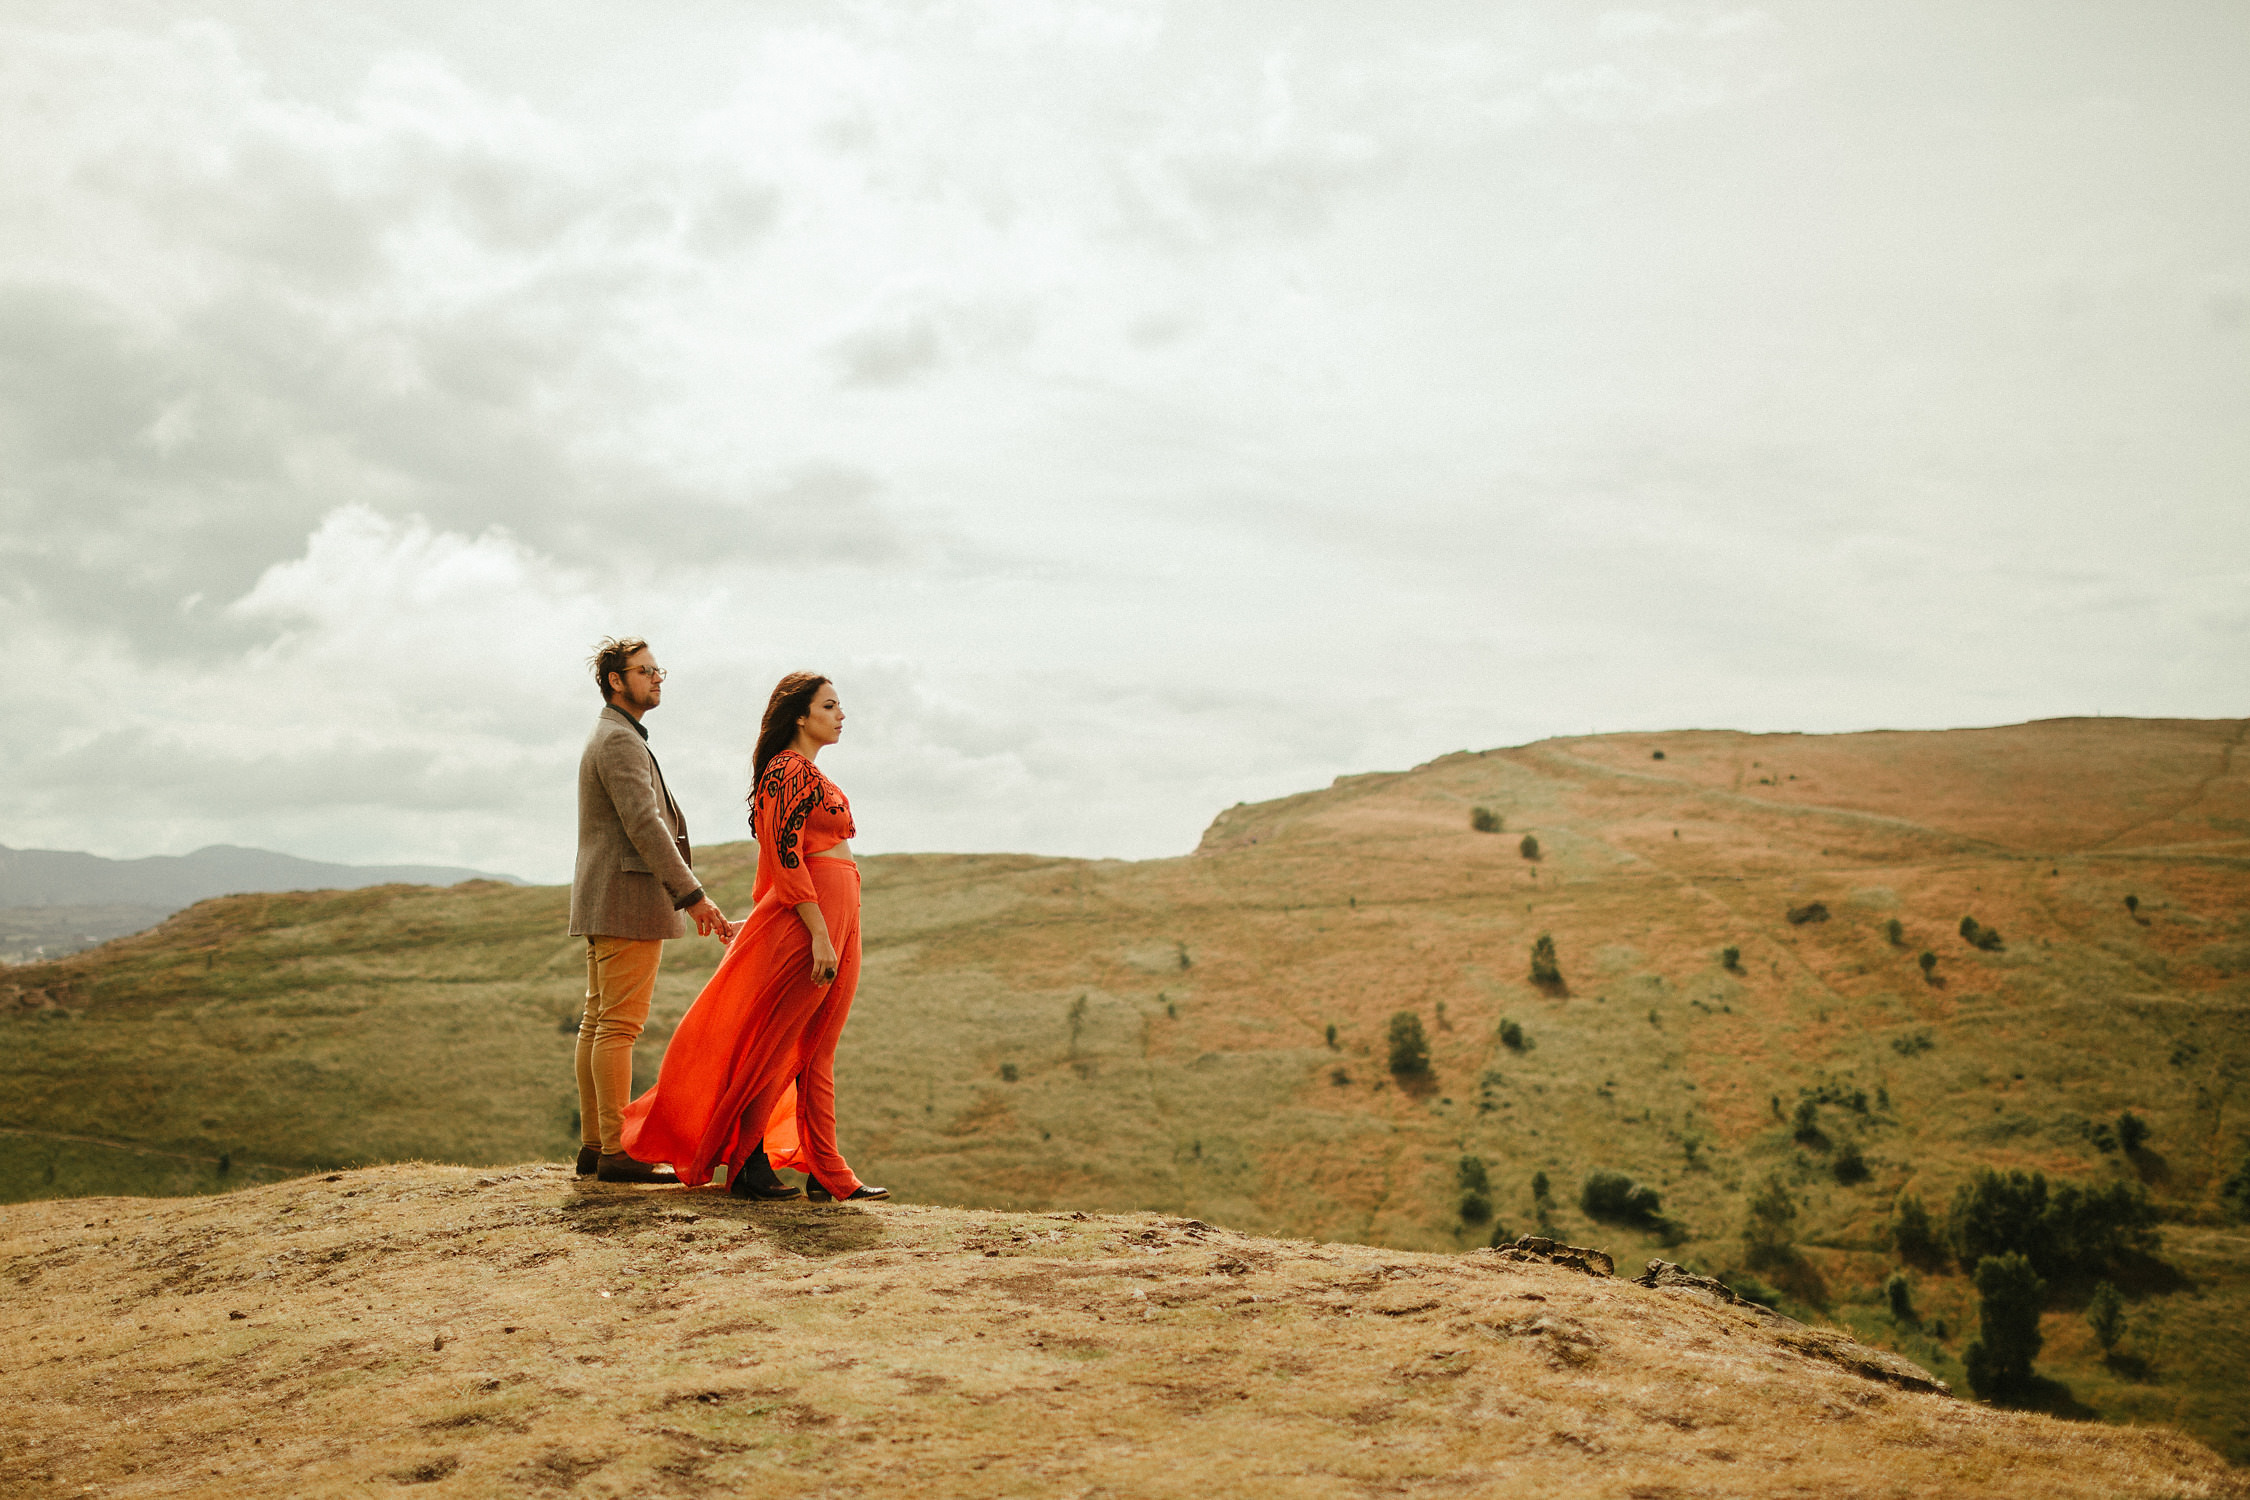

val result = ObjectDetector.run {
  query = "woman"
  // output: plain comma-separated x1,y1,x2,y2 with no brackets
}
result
617,673,887,1203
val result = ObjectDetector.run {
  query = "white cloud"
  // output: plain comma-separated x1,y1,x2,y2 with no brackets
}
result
0,1,2244,879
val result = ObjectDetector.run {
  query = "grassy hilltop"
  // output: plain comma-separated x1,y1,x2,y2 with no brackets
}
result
6,1164,2244,1499
4,716,2247,1460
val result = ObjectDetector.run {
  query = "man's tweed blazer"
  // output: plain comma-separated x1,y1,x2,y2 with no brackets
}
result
569,705,702,941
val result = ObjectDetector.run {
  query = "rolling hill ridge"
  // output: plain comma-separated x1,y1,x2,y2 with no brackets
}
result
4,716,2246,1460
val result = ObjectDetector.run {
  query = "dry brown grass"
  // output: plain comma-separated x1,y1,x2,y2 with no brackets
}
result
3,1163,2242,1499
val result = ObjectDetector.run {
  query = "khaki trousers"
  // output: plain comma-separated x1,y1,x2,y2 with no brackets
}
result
577,936,663,1155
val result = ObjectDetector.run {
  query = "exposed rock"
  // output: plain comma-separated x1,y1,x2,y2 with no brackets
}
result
1635,1260,1950,1396
1475,1235,1615,1278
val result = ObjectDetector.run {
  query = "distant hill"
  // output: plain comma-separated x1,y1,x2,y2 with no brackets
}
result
0,843,524,962
1,716,2245,1459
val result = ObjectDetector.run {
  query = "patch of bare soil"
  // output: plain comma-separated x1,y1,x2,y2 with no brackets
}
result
2,1165,2241,1499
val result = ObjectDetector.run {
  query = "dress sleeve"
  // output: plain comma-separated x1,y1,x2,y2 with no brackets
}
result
755,754,824,908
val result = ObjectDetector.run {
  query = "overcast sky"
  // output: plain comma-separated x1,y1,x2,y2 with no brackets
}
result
2,0,2244,882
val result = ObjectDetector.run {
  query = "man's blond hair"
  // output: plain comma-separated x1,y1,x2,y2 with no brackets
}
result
588,637,650,701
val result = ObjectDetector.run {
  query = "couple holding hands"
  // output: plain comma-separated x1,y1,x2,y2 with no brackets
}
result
566,637,883,1203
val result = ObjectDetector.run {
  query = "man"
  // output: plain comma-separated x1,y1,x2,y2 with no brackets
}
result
569,637,731,1184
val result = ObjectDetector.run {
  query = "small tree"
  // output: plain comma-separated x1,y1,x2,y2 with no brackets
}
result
1744,1174,1797,1266
1471,806,1503,833
1498,1018,1526,1051
2221,1150,2250,1224
1885,917,1904,946
1531,1170,1551,1203
1581,1172,1664,1229
1892,1193,1943,1264
2116,1110,2150,1153
1458,1155,1492,1223
1960,915,2004,951
1386,1011,1431,1078
1518,833,1540,861
1529,933,1562,987
1792,1097,1823,1145
2124,894,2139,915
1885,1271,1915,1322
1324,1023,1338,1050
1720,945,1741,971
2085,1279,2125,1356
1918,951,1938,980
1832,1139,1870,1185
1964,1253,2045,1402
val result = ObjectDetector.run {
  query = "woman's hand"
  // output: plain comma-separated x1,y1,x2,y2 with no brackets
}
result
796,902,839,986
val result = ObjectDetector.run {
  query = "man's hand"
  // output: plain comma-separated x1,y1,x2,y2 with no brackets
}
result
689,897,732,942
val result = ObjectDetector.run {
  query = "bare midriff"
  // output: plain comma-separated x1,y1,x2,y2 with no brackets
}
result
809,841,855,864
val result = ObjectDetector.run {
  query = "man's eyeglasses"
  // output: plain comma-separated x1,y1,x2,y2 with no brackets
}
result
628,665,667,682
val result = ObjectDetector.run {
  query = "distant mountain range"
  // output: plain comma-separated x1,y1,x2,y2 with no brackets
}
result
0,844,524,962
0,843,523,910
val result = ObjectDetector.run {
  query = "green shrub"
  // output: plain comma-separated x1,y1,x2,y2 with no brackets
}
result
1471,807,1503,833
1946,1168,2158,1279
2116,1110,2149,1153
1785,902,1829,925
1832,1140,1870,1185
1792,1097,1824,1145
1581,1171,1664,1229
1329,1065,1351,1087
2089,1120,2117,1152
2124,894,2139,915
1459,1192,1493,1225
1324,1023,1338,1050
1965,1253,2045,1402
1891,1029,1935,1057
2086,1279,2125,1355
1488,1219,1515,1248
1386,1011,1431,1077
1960,915,2004,951
1885,918,1904,946
999,1062,1019,1082
1498,1018,1526,1051
1720,945,1741,971
1529,933,1562,987
1531,1170,1551,1203
1892,1193,1943,1265
2221,1150,2250,1223
1744,1174,1797,1265
1458,1155,1491,1195
1885,1271,1915,1321
1918,951,1938,979
1519,833,1540,861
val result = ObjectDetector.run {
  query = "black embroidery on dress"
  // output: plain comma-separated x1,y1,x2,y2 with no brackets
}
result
757,753,827,871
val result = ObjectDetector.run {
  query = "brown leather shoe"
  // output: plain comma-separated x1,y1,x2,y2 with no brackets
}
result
575,1146,599,1177
595,1152,678,1185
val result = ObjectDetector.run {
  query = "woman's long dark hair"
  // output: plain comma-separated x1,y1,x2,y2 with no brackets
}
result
750,672,831,798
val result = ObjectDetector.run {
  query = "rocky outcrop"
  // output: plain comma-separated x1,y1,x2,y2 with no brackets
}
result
1475,1234,1616,1278
1635,1259,1950,1395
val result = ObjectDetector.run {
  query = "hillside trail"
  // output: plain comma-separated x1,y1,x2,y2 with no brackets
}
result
5,1164,2244,1500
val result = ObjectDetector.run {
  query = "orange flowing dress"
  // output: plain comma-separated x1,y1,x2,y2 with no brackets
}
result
618,750,865,1196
